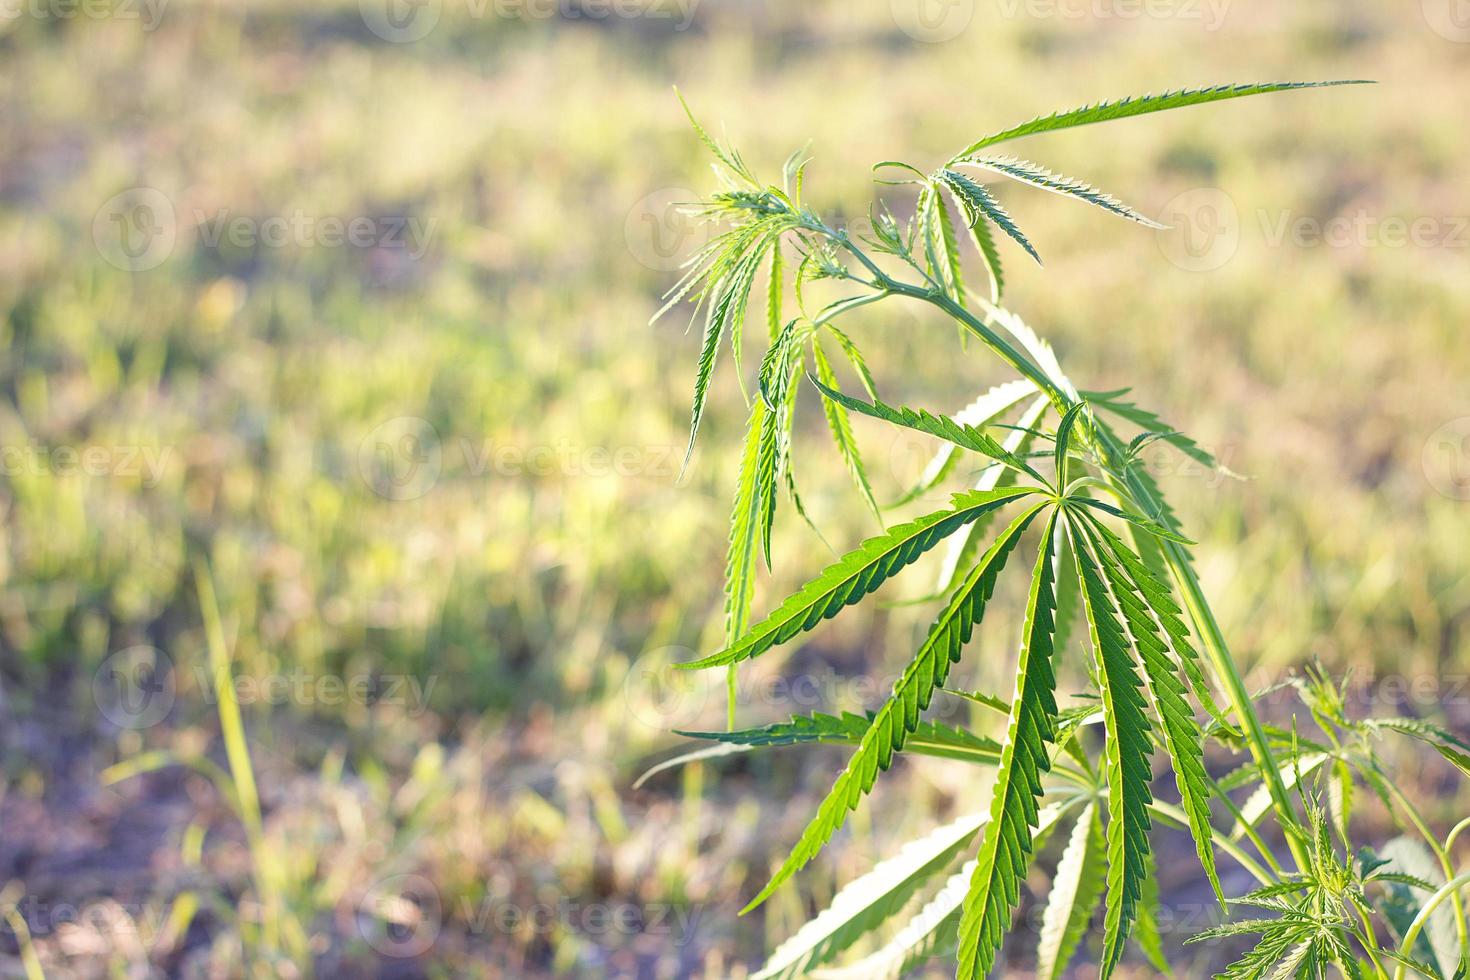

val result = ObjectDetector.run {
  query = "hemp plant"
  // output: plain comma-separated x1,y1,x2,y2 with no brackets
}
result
650,81,1470,978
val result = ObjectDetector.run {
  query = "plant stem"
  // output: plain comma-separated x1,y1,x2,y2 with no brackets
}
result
727,665,737,730
1378,774,1470,965
1393,870,1470,980
1446,816,1470,854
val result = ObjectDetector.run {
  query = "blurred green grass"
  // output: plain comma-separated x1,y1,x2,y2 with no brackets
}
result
1,1,1468,975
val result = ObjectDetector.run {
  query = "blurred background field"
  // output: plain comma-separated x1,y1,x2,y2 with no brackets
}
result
1,0,1468,976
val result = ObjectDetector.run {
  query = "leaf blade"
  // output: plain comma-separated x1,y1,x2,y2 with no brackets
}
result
1070,519,1155,976
1037,802,1108,980
742,503,1047,912
953,81,1373,159
960,155,1164,228
682,486,1038,671
956,510,1063,980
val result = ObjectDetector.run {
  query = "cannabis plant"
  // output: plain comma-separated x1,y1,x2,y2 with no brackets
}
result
650,81,1470,978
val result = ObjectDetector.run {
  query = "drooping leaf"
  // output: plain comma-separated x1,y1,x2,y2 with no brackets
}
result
1036,801,1107,980
890,379,1036,508
682,274,732,475
968,212,1005,302
915,182,943,285
952,82,1371,160
729,240,774,397
1084,388,1222,473
1082,514,1221,903
956,510,1063,980
933,174,1005,300
676,710,1001,766
1133,851,1171,974
936,168,1042,265
824,325,878,400
749,813,987,980
725,395,769,646
1071,523,1155,976
960,156,1164,228
809,378,1042,483
821,803,1072,980
813,339,880,520
1088,518,1231,732
767,242,784,341
754,324,801,564
934,395,1051,595
682,238,772,474
682,486,1039,671
1377,837,1460,980
743,503,1047,912
932,180,967,309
